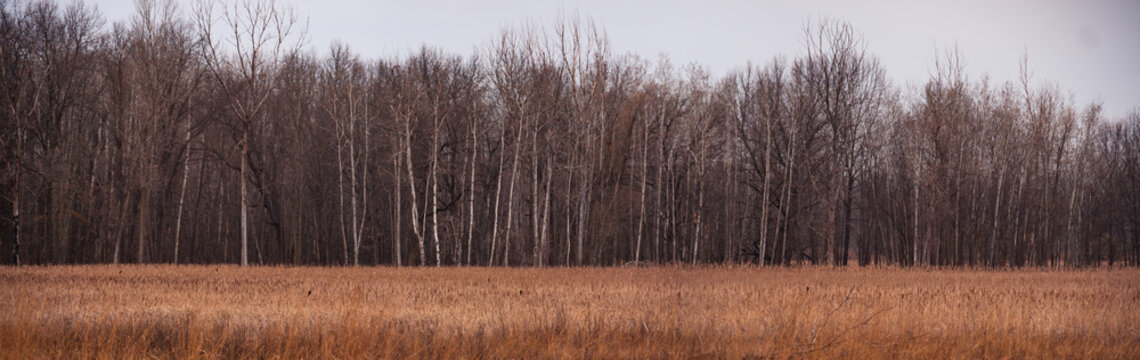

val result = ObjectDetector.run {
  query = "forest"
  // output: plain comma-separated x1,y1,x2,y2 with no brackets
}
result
2,0,1138,267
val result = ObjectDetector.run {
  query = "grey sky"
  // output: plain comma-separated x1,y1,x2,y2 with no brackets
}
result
89,0,1140,118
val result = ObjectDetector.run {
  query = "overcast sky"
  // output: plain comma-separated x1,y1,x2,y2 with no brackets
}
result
88,0,1140,119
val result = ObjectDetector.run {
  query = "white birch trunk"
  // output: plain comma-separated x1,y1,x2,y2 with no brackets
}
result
489,128,506,265
404,121,426,266
173,118,191,264
503,117,524,266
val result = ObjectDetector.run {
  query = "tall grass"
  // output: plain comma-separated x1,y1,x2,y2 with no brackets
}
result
1,265,1136,359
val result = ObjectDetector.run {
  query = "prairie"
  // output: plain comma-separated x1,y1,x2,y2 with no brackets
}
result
0,265,1137,359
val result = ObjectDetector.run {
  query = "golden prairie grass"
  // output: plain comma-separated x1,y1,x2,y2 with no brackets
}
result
0,265,1137,359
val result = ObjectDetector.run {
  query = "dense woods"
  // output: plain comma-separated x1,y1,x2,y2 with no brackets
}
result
2,0,1137,267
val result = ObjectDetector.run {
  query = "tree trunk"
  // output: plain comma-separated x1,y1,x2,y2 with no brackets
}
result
240,128,250,266
137,185,150,263
350,117,362,266
913,168,920,266
655,127,665,263
576,183,590,266
842,174,855,266
990,166,1004,266
759,112,772,265
503,118,524,266
218,176,227,263
113,191,134,265
359,107,370,266
779,128,797,264
173,119,191,264
336,130,348,265
565,169,574,266
693,171,704,265
393,155,402,267
11,193,18,266
539,159,553,267
489,127,506,265
404,123,426,266
635,114,649,263
11,123,20,266
576,126,592,266
467,119,478,266
430,114,441,267
531,131,541,266
724,133,734,264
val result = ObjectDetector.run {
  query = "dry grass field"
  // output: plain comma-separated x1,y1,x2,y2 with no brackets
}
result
0,265,1137,359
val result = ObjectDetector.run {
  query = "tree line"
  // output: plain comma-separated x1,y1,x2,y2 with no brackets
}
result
2,0,1138,267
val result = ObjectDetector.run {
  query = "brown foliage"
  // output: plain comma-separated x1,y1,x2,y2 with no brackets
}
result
1,265,1137,359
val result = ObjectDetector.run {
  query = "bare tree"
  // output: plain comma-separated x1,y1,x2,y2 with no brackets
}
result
194,0,303,266
319,42,370,265
2,2,1136,268
553,13,609,265
119,0,201,264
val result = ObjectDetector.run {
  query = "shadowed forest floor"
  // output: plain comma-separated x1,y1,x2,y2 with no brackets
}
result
0,265,1137,359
